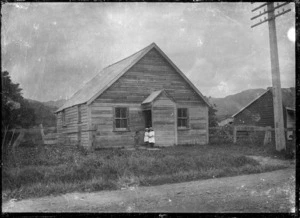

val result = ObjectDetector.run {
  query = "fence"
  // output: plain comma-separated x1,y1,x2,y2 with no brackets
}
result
5,125,58,146
209,126,233,144
209,125,295,146
233,125,295,145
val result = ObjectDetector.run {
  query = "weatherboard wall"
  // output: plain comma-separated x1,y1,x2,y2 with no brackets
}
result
152,93,176,147
57,104,89,147
233,91,275,128
89,47,209,147
90,102,144,148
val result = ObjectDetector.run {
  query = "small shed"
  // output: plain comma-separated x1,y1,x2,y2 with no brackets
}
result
232,88,295,139
55,43,210,149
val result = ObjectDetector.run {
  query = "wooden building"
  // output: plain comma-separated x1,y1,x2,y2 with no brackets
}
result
232,88,295,139
55,43,210,149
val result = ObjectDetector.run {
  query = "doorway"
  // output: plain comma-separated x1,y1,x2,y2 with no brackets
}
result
143,110,152,128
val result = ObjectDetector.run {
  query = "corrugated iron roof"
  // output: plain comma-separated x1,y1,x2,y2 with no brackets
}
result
56,42,210,113
56,43,153,112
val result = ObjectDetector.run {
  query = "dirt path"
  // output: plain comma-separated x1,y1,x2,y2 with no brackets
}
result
3,159,295,213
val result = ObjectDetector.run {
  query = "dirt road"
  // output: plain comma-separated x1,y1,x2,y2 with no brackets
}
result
3,164,295,213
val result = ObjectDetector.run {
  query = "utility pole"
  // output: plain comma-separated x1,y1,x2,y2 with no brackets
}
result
251,2,291,151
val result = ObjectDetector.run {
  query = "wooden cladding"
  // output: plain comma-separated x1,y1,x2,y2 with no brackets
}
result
96,49,205,105
78,105,82,123
62,110,66,126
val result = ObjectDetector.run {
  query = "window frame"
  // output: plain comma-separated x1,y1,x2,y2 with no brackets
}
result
113,107,130,131
177,108,189,129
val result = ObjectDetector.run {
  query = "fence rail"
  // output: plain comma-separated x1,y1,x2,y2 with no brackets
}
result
209,125,295,145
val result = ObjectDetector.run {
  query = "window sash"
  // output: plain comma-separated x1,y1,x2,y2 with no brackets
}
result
178,108,188,128
115,108,127,119
114,107,128,130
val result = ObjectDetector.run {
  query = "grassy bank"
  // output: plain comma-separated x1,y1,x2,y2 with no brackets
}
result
2,143,288,201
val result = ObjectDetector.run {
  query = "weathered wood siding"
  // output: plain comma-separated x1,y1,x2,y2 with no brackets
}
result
97,48,206,105
91,103,145,148
233,91,275,127
57,104,89,147
91,48,208,146
233,91,290,130
152,94,176,146
177,103,208,145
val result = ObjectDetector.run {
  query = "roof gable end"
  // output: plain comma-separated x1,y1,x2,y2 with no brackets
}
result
56,42,210,113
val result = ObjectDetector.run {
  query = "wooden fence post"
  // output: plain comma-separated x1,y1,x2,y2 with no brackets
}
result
263,126,272,145
11,129,24,167
233,126,237,144
40,124,45,144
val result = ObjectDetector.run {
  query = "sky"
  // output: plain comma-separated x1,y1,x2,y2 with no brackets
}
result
1,2,296,101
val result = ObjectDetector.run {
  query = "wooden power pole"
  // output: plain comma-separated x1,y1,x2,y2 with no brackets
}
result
251,2,291,151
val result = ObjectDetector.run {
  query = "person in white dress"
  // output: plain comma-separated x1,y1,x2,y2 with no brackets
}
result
144,128,149,147
148,127,155,147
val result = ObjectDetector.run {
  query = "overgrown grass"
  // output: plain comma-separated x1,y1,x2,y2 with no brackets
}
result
2,143,289,202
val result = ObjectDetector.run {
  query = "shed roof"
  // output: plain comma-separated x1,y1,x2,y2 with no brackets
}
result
232,89,270,118
56,42,210,113
142,90,175,104
232,88,294,118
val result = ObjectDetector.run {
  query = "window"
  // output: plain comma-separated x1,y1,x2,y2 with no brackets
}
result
114,107,129,130
78,105,81,123
178,108,189,128
62,110,66,126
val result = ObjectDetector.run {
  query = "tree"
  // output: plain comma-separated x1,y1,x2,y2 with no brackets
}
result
205,96,218,127
209,105,218,127
1,71,35,146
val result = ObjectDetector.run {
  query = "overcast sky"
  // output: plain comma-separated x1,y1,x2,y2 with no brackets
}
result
2,2,295,101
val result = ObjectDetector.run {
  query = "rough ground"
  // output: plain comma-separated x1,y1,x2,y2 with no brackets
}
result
2,157,295,213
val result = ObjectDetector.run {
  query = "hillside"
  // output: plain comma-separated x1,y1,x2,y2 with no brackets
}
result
42,99,66,109
26,99,66,127
210,88,295,121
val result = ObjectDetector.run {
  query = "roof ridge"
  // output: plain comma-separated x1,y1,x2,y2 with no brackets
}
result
103,43,155,70
232,89,271,117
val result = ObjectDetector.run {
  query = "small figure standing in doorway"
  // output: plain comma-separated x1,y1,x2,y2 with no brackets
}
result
144,128,149,147
148,127,155,148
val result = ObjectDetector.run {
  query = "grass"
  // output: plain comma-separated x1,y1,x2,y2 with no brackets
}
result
2,142,290,202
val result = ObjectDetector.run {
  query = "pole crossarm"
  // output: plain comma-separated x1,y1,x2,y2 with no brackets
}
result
251,8,291,28
251,3,268,12
251,2,290,20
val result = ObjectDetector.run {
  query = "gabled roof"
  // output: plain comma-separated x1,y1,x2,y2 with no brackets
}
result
142,90,174,104
232,89,270,118
56,42,210,113
232,88,294,118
